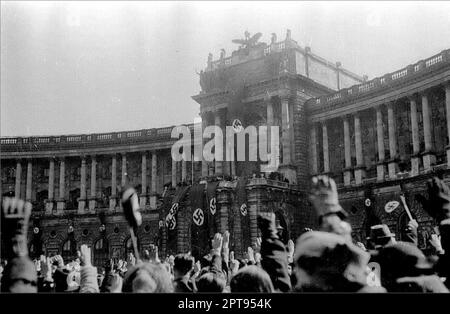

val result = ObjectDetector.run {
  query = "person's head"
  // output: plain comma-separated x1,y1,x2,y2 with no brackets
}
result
132,269,157,293
104,273,123,293
230,266,274,293
173,254,194,278
123,262,173,293
294,231,370,292
195,268,227,292
377,241,436,292
0,257,38,293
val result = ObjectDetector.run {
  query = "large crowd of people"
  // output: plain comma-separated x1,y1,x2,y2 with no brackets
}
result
1,175,449,293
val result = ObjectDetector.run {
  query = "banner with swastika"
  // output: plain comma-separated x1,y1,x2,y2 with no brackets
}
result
206,181,219,236
190,183,209,260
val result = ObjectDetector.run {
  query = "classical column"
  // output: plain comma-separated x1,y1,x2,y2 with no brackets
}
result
88,156,97,210
409,95,420,175
14,160,22,198
214,112,223,176
121,153,127,187
354,113,365,184
56,158,66,212
172,158,177,188
267,97,274,152
201,115,209,177
149,151,157,209
322,121,330,173
387,102,398,178
140,152,147,207
151,152,157,193
45,158,55,213
309,123,318,175
25,159,32,201
343,116,352,185
422,92,435,171
375,106,386,181
78,156,87,212
445,83,450,168
281,97,292,165
48,159,55,200
181,156,187,183
278,95,297,183
109,155,117,210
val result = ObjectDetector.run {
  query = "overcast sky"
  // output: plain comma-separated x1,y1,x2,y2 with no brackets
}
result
2,1,450,137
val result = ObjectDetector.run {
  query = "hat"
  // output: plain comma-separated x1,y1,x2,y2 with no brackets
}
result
366,224,395,241
377,241,435,277
294,231,369,273
65,271,80,292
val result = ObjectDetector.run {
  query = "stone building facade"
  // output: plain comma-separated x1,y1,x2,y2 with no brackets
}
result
1,31,449,264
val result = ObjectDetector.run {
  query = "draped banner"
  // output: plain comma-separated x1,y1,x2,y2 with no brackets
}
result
190,183,209,260
164,186,190,255
206,181,219,236
235,177,251,253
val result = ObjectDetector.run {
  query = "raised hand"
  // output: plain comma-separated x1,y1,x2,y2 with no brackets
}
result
287,239,295,263
254,237,262,254
247,246,255,263
308,175,346,218
416,177,450,223
222,231,230,249
429,233,444,254
40,255,53,281
127,252,136,266
1,197,32,257
54,255,64,268
211,233,223,254
79,245,92,267
229,251,239,275
193,260,201,274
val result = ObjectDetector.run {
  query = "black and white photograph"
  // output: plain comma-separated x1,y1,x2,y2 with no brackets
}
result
1,0,450,302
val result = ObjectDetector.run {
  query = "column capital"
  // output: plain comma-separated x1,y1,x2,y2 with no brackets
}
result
386,101,395,109
420,89,433,98
374,103,385,111
263,91,273,103
56,156,66,162
407,93,419,102
340,114,350,122
320,119,328,127
443,80,450,88
352,111,361,119
278,89,291,101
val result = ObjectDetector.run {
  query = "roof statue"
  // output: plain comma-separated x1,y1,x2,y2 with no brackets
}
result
271,33,277,44
232,31,263,49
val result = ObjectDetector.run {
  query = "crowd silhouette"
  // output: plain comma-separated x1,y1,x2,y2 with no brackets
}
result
1,175,449,293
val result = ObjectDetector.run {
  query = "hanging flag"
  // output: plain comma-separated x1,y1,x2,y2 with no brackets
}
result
164,186,190,255
206,181,219,235
235,177,251,252
190,183,209,260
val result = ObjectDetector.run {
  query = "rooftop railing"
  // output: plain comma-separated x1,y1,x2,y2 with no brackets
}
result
308,49,450,110
0,123,197,151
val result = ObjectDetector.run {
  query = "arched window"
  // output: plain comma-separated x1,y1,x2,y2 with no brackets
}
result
93,238,109,267
62,238,77,262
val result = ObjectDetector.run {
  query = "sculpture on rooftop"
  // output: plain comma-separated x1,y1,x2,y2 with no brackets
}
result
271,33,277,44
232,31,263,49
